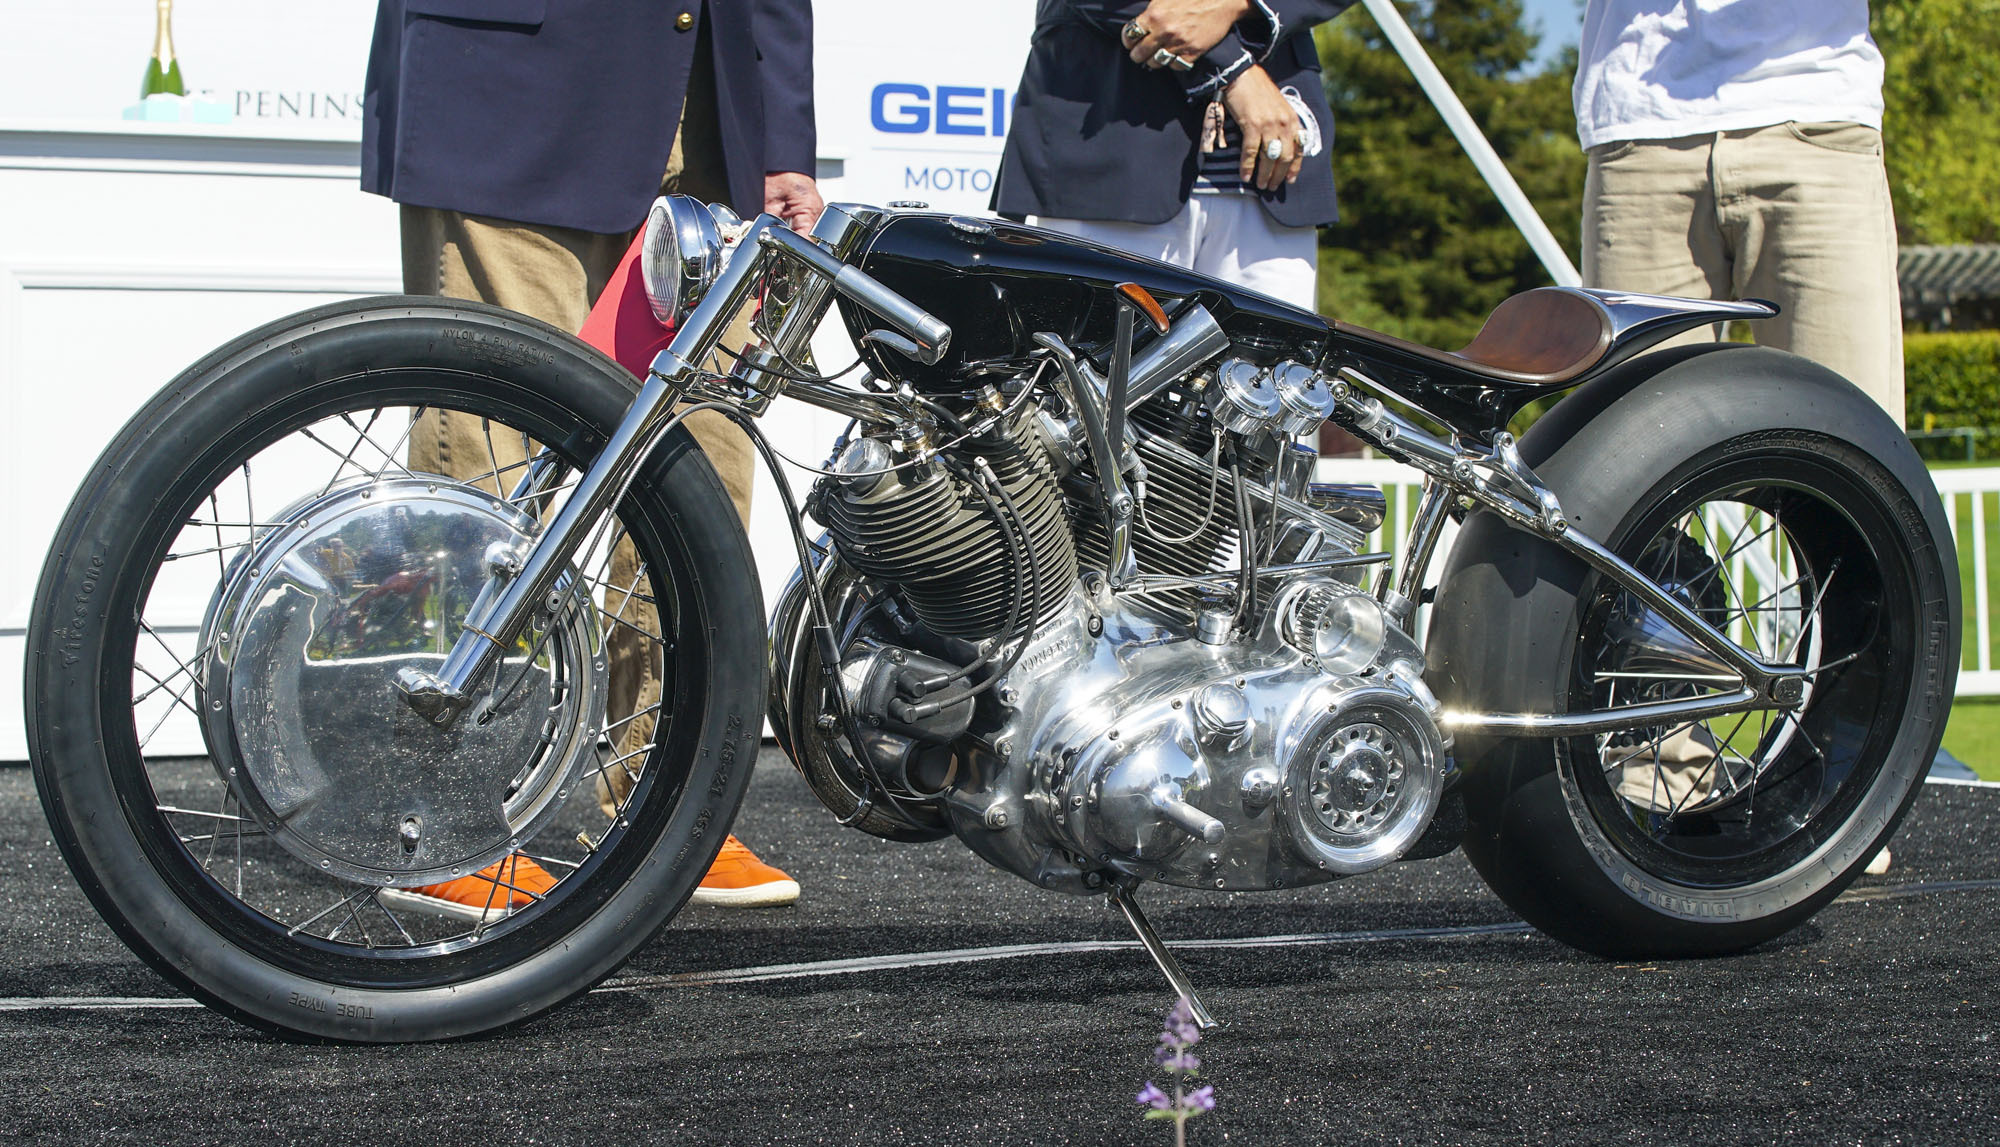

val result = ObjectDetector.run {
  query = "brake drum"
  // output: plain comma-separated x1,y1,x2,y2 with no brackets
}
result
198,478,606,888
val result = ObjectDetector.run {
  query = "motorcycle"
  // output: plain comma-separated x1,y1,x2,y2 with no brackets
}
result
28,199,1958,1041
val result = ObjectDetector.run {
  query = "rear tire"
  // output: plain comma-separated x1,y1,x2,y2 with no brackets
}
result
1428,345,1958,958
28,298,765,1040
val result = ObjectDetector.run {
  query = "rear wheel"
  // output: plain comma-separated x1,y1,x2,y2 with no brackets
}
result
1430,347,1957,958
28,298,764,1040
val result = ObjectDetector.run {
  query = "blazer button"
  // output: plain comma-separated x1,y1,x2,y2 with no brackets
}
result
675,11,694,31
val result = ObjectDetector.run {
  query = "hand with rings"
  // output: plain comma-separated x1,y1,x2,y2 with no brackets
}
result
1222,65,1305,191
1121,0,1249,71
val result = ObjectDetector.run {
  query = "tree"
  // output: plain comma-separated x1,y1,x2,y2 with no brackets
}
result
1873,0,2000,246
1314,0,1583,347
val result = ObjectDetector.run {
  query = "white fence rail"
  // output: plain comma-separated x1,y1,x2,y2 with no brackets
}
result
1320,459,2000,697
1934,467,2000,695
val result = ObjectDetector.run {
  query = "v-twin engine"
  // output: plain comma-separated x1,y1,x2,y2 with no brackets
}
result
777,376,1455,896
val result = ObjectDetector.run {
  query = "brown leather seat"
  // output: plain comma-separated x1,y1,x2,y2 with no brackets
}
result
1334,287,1615,387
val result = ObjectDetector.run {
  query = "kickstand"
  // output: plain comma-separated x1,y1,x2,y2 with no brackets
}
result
1106,883,1220,1030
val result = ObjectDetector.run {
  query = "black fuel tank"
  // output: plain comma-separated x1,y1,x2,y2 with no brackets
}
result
836,212,1330,390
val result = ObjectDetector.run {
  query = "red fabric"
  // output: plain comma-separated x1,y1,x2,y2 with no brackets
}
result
577,232,672,380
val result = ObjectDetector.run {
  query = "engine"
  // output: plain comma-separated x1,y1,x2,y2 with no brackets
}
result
780,352,1454,895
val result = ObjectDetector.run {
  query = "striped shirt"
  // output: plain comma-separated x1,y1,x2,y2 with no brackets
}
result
1193,118,1249,195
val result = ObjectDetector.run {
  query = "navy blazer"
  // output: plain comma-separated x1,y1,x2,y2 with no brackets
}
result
362,0,815,235
993,0,1352,229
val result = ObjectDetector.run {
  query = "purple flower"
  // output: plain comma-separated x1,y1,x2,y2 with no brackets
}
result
1137,996,1216,1139
1163,998,1204,1046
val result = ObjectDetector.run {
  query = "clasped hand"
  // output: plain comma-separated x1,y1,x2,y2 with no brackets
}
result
1124,0,1304,193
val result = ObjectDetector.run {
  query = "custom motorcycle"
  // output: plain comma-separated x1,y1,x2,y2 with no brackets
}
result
29,199,1957,1040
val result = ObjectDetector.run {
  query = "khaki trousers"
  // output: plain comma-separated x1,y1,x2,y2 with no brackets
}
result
1582,122,1906,425
399,34,752,817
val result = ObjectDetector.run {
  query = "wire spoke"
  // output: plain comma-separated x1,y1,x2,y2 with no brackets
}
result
338,409,406,476
160,539,256,563
372,405,429,481
1784,559,1841,663
308,418,377,497
288,887,378,938
326,889,377,947
600,701,663,739
1681,514,1776,604
371,895,418,947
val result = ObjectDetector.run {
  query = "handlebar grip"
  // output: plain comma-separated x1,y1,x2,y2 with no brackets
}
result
832,265,953,366
760,226,952,365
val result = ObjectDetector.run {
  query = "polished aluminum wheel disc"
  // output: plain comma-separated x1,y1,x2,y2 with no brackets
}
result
198,477,605,887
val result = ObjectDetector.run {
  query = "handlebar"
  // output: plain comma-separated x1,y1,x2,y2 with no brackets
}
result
759,225,952,366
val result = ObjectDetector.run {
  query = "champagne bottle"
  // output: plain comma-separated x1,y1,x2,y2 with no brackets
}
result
140,0,184,98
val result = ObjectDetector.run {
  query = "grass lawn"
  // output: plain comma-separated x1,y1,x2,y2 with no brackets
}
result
1944,697,2000,780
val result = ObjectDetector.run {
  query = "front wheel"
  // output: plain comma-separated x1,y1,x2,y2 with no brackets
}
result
1429,346,1958,958
28,298,764,1040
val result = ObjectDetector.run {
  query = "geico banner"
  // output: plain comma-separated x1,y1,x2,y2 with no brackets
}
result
814,0,1034,214
1,0,1036,213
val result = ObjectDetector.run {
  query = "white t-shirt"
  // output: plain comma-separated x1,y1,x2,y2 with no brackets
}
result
1573,0,1885,150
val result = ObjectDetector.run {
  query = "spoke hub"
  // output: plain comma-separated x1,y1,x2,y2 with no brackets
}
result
199,477,606,888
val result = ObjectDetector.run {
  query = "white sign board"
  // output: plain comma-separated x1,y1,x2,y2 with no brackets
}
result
813,0,1034,214
0,0,377,137
0,0,1037,201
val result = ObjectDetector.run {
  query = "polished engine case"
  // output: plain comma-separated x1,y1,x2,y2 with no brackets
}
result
941,578,1450,895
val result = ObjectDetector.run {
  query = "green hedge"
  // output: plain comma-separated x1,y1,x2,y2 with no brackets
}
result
1905,329,2000,434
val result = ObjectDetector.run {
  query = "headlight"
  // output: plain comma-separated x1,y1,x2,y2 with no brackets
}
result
639,195,724,326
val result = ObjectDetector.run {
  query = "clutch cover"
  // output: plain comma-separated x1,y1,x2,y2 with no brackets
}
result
199,477,606,888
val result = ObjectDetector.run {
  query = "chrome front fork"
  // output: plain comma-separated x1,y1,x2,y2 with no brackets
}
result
397,207,909,727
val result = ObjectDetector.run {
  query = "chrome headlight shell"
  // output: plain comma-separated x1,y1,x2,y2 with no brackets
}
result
639,194,724,326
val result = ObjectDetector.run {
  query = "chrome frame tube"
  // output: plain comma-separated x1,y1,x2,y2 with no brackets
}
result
1442,688,1761,736
731,206,875,411
777,378,907,426
1035,332,1137,587
1123,551,1393,593
1325,370,1808,736
1380,479,1451,629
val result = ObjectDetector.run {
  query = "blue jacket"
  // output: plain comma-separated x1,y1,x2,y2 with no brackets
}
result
993,0,1352,229
362,0,815,235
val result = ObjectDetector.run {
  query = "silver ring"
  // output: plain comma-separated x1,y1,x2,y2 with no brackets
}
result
1122,20,1147,46
1150,47,1179,69
1263,138,1286,161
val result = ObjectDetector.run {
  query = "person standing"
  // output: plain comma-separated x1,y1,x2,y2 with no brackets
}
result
1576,0,1905,423
994,0,1356,312
1576,0,1904,873
360,0,818,910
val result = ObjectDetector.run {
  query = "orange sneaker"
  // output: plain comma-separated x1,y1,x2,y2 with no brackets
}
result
379,854,557,923
691,835,799,907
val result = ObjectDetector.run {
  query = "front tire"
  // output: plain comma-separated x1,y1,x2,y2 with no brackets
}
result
1429,346,1958,958
28,298,765,1040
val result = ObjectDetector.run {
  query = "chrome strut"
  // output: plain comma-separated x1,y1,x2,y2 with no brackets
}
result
1107,883,1220,1030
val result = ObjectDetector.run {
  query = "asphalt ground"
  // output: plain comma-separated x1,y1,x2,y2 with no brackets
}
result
2,751,1997,1146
